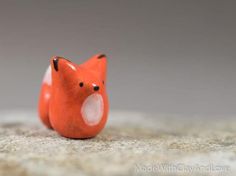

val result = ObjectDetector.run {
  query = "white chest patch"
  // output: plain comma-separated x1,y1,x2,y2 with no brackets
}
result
43,65,52,85
81,94,104,126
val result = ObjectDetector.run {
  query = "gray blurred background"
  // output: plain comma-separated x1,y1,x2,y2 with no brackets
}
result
0,0,235,116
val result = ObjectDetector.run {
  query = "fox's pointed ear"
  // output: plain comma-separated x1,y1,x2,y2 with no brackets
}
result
50,56,76,72
80,54,107,81
50,56,77,83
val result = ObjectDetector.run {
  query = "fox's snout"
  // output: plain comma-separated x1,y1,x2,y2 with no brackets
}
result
80,81,100,92
80,81,99,89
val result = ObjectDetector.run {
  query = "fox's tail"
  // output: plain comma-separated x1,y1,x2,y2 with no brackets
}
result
38,66,52,129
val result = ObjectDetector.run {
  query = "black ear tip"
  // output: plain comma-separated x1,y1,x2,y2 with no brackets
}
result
97,54,106,59
53,58,59,71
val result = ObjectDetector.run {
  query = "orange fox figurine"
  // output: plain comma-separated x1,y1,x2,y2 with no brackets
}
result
38,54,109,139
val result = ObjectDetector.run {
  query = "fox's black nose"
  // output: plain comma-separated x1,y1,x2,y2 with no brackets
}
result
94,86,100,91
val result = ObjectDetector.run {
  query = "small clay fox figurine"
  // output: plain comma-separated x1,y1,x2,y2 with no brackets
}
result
38,54,109,139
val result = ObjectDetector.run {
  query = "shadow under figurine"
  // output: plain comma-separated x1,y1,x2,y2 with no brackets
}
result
38,54,109,139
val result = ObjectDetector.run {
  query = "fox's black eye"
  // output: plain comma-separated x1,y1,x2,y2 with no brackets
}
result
79,82,84,87
102,81,105,85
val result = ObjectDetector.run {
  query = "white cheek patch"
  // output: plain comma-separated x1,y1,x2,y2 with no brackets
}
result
43,65,52,85
81,94,104,126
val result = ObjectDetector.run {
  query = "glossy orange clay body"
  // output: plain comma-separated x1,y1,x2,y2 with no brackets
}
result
38,54,109,139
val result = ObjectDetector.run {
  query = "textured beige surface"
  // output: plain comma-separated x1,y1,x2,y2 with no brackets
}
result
0,111,236,176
